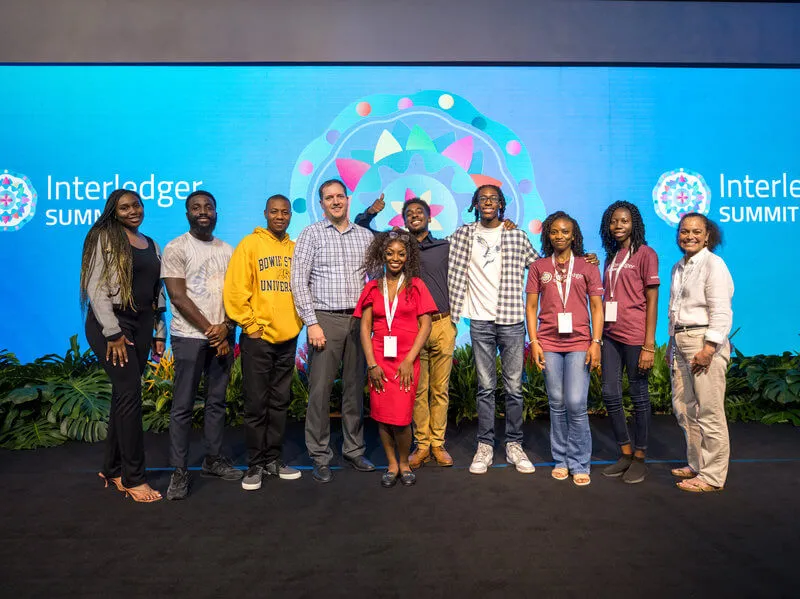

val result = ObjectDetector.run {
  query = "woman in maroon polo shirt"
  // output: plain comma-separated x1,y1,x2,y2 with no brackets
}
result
598,201,660,484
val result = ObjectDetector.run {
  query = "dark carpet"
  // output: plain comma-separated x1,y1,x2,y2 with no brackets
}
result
1,415,799,599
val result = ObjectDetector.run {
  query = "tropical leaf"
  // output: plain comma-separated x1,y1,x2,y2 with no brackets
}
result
0,417,67,449
46,370,112,421
60,416,108,442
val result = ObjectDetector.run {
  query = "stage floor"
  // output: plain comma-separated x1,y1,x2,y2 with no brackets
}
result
2,415,798,598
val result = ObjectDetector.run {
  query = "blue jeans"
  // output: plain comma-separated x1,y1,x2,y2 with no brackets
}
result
469,320,525,446
601,337,651,452
543,351,592,474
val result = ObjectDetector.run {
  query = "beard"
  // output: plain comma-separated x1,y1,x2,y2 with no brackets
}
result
188,214,217,235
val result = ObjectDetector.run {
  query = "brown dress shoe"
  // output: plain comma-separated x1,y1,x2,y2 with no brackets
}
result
431,446,454,467
409,446,431,470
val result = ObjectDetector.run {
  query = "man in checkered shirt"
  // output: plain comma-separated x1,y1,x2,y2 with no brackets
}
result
291,179,376,484
448,184,539,476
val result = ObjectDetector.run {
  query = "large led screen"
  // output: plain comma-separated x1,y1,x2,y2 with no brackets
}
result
2,66,798,361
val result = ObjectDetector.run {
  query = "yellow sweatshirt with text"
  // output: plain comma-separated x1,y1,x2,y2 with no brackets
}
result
223,227,303,343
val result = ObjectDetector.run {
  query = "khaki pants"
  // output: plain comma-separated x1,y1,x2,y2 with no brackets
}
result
413,318,457,448
671,329,730,488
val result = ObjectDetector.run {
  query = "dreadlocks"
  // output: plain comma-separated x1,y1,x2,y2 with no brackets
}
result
79,189,141,313
599,201,647,261
468,185,506,222
540,211,586,257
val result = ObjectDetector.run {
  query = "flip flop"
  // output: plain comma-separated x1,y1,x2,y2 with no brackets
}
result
572,473,591,487
671,466,697,479
676,478,723,493
551,467,569,481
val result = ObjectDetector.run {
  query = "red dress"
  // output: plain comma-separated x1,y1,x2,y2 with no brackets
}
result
354,277,437,425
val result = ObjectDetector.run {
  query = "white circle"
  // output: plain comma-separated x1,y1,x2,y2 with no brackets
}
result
438,94,454,110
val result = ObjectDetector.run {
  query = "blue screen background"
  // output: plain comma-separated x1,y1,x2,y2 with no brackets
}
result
2,66,798,361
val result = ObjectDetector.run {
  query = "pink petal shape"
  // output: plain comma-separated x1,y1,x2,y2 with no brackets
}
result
442,136,474,171
388,215,405,227
404,188,416,201
430,205,444,217
471,174,503,188
335,158,371,191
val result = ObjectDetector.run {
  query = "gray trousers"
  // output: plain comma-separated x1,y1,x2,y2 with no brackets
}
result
169,336,233,468
304,311,366,465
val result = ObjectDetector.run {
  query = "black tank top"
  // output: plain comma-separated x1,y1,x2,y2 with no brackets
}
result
115,236,161,320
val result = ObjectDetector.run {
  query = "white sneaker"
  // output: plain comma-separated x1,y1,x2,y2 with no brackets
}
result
469,442,494,474
506,442,535,474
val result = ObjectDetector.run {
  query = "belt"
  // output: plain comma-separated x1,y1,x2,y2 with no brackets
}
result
320,309,355,315
431,312,450,322
674,324,708,334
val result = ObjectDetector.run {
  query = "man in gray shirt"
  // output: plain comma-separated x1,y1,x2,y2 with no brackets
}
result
291,179,376,483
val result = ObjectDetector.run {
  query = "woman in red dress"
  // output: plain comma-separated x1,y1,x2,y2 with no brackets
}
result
355,232,436,488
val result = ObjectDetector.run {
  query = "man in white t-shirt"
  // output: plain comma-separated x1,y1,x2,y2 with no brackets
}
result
448,185,539,476
161,190,241,500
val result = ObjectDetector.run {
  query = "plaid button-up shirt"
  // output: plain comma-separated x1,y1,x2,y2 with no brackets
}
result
291,219,373,327
448,222,539,325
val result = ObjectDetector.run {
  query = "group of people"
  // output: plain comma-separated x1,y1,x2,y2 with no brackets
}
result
78,178,734,502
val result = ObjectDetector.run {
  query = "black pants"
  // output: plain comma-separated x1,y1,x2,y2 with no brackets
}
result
601,336,651,452
86,308,153,487
240,334,298,467
169,336,233,468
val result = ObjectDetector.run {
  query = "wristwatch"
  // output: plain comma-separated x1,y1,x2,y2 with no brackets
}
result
592,338,603,346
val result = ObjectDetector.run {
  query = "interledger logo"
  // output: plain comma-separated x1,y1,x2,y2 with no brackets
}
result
0,170,37,232
652,168,710,228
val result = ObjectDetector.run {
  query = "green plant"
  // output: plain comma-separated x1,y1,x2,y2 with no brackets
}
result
448,345,478,423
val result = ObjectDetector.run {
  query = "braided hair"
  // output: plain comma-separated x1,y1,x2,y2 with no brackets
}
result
79,189,141,312
539,211,586,257
468,185,506,222
599,201,647,261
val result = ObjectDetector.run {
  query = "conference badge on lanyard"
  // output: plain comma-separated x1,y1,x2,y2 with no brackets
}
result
383,274,404,358
553,254,574,334
604,249,631,322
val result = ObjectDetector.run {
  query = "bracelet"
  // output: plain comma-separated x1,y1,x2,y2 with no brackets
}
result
367,364,379,370
641,346,656,353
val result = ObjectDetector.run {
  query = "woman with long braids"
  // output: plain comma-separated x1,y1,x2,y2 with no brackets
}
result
598,201,660,484
80,189,166,503
355,232,436,488
526,211,604,486
668,213,733,493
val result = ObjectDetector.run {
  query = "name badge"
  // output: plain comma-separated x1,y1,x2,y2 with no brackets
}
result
605,301,618,322
383,336,398,358
558,312,573,334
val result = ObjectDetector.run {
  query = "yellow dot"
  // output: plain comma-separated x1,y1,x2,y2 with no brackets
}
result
438,94,454,110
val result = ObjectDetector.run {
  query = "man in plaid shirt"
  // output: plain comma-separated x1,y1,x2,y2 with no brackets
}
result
448,184,539,475
291,179,376,484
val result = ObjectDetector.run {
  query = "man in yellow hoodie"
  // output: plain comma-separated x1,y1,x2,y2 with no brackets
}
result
224,194,303,491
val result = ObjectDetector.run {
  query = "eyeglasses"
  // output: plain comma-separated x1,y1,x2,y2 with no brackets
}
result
388,231,410,241
478,195,500,205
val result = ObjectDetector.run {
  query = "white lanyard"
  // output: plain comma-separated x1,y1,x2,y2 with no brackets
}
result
606,249,632,300
552,254,574,313
382,274,405,333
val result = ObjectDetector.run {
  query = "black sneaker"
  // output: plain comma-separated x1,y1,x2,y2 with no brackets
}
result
166,467,190,500
602,455,633,478
201,455,243,481
265,461,302,480
623,456,648,484
241,465,265,491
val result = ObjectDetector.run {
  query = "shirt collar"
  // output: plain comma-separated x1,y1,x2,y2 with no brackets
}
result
323,218,353,232
681,246,709,267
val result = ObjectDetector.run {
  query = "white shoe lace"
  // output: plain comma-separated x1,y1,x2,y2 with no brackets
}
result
507,443,528,464
474,444,493,464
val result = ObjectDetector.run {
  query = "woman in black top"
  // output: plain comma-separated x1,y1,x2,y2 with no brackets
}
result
80,189,166,503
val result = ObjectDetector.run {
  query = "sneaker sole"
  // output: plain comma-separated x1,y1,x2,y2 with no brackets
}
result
269,471,302,481
602,469,627,478
506,455,535,474
623,474,647,484
469,461,492,474
201,470,244,481
166,492,187,501
241,480,263,491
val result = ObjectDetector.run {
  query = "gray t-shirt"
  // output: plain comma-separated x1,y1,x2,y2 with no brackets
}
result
161,232,233,340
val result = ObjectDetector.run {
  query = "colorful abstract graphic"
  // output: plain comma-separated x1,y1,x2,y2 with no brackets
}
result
652,168,710,227
0,170,37,232
289,91,545,237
